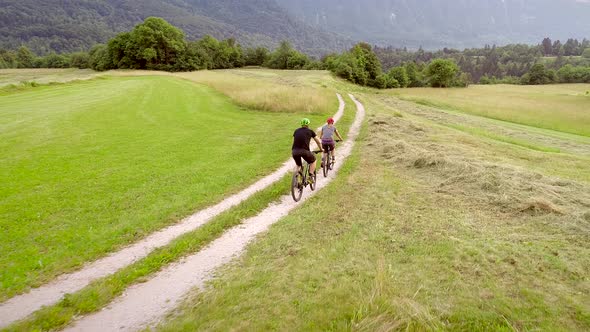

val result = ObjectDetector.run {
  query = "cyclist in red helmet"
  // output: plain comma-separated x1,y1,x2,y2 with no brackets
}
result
320,117,343,166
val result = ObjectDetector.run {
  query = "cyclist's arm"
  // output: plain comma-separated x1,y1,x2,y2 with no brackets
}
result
335,129,344,141
313,137,323,151
319,128,324,140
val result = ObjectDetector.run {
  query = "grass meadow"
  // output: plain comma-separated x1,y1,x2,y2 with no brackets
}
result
0,74,333,300
2,69,589,331
0,69,100,88
157,89,590,331
391,84,590,137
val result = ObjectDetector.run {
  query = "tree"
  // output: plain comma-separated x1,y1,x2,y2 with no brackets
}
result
557,64,576,83
244,47,270,66
89,44,112,71
425,59,459,87
17,46,35,68
351,43,381,83
563,38,581,56
583,48,590,59
267,41,295,69
404,62,424,87
108,17,186,70
69,52,90,69
552,40,563,56
41,53,70,68
542,38,552,56
266,41,309,69
387,66,409,88
522,63,555,85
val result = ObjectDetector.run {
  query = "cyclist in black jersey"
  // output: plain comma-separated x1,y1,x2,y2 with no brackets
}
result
292,118,323,179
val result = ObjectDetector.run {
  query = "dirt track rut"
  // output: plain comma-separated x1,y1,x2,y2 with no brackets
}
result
63,94,365,331
0,95,346,328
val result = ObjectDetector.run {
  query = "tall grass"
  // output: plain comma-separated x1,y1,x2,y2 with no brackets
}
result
175,70,335,114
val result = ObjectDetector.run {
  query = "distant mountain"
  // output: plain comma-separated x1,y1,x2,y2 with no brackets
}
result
2,0,589,56
0,0,350,55
275,0,590,49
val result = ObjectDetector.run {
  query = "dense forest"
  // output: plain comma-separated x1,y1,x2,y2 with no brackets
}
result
0,0,349,56
2,17,590,88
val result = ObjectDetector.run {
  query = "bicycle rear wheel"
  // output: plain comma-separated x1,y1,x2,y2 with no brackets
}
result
322,154,329,178
291,171,304,202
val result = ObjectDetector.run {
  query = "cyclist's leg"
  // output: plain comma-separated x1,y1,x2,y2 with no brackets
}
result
292,151,303,172
331,143,336,160
310,160,317,175
302,150,317,175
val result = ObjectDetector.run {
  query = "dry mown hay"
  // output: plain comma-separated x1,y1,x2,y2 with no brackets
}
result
520,198,563,215
366,114,590,217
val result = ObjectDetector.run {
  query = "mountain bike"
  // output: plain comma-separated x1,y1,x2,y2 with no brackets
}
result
321,139,342,178
291,151,322,202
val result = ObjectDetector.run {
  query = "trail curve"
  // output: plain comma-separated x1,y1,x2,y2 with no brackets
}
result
64,94,365,332
0,94,346,328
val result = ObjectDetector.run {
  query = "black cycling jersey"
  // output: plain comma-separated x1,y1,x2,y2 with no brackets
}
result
292,127,316,151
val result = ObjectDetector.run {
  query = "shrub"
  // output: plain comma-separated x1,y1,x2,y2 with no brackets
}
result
425,59,459,87
522,63,556,85
387,66,409,87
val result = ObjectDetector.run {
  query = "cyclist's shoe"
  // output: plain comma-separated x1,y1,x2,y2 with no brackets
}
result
308,173,315,184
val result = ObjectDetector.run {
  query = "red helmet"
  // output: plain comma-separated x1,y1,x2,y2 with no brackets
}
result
327,117,335,124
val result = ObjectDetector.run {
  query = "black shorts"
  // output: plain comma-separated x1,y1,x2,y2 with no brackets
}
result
292,149,316,167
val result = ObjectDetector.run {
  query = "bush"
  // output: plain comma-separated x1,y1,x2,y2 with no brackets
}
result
522,63,556,85
425,59,459,87
266,41,310,69
89,44,112,71
328,43,382,87
453,72,471,87
387,66,409,87
70,52,90,69
404,62,425,87
40,53,70,68
373,74,389,89
244,47,270,66
557,64,590,83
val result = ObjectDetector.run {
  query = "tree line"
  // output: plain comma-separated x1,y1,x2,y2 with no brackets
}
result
2,17,589,87
375,38,590,85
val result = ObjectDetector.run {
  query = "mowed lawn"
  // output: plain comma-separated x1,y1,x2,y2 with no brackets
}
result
392,84,590,137
0,75,327,300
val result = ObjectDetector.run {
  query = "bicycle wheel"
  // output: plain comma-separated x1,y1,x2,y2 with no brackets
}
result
291,170,303,202
322,154,329,178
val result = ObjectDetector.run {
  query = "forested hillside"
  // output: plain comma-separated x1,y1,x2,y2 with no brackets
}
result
0,0,349,55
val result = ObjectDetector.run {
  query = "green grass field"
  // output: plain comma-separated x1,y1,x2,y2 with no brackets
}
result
391,84,590,137
2,69,589,331
156,82,590,331
0,74,331,300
